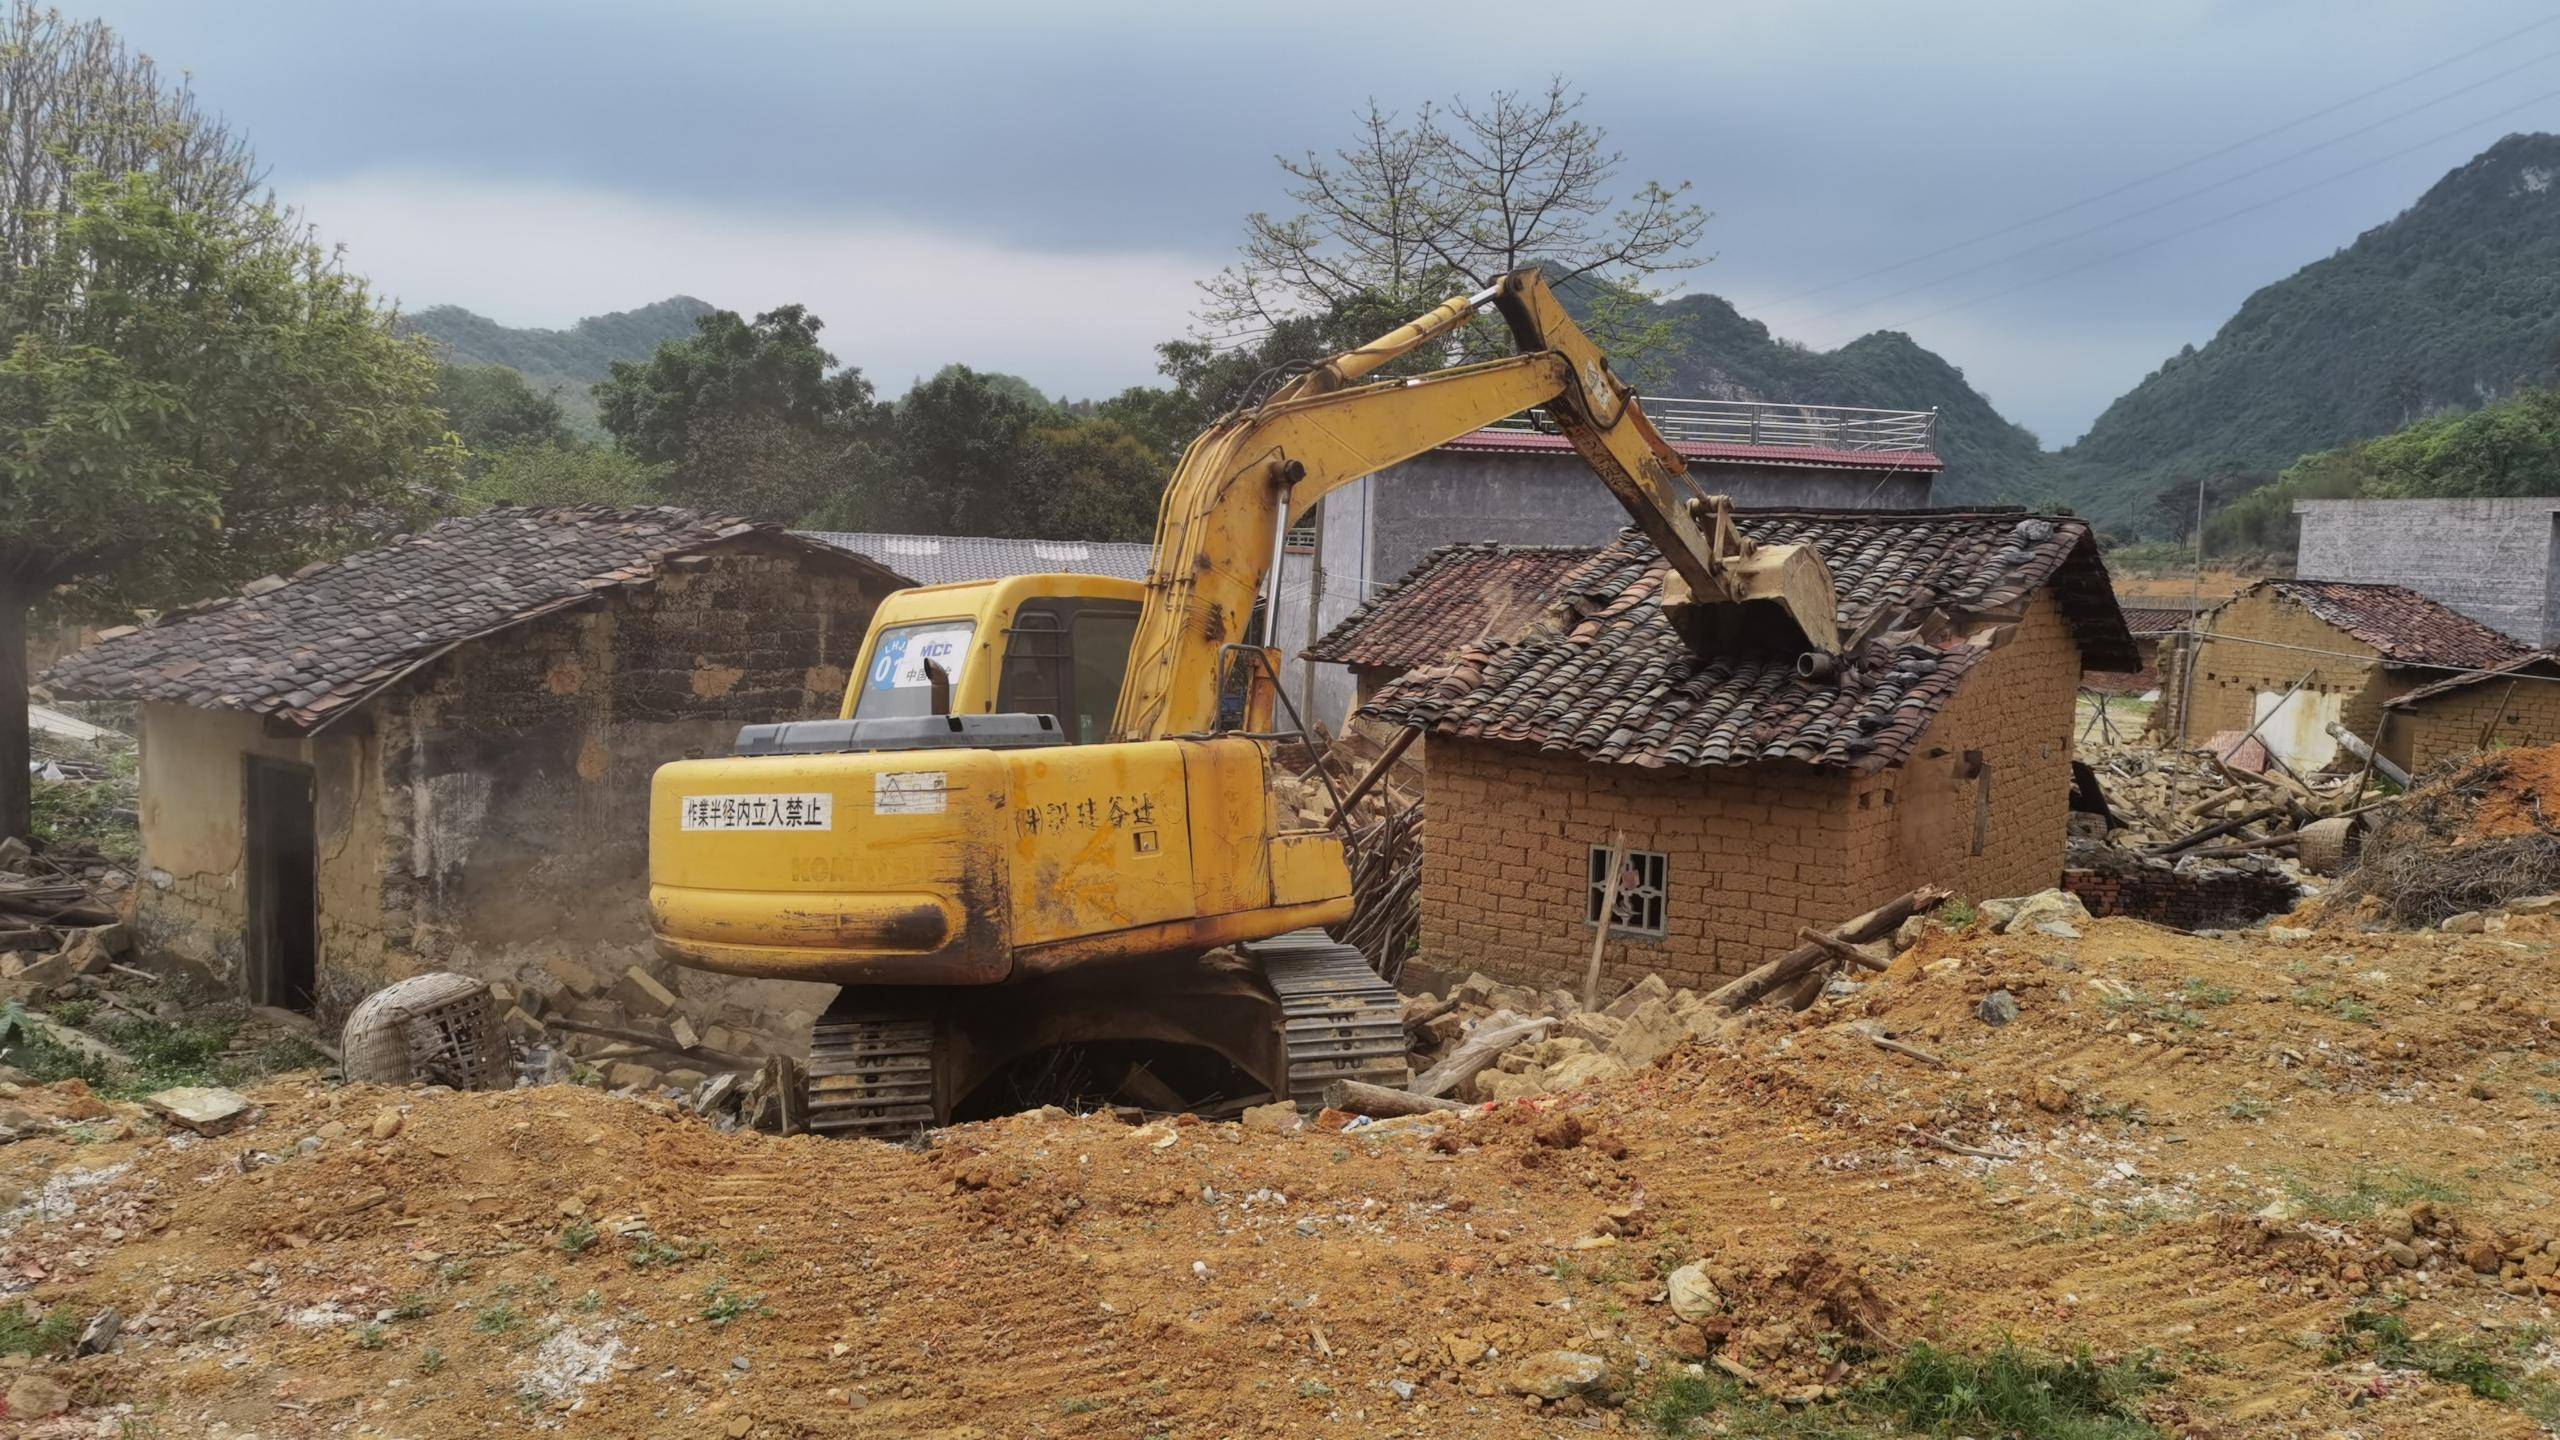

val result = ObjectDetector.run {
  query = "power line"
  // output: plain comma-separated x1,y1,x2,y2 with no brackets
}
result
1790,43,2560,328
1886,80,2560,330
1746,9,2560,315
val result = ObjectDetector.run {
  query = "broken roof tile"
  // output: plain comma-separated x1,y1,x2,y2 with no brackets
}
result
43,504,900,732
1362,508,2132,773
1305,543,1591,672
2233,579,2531,671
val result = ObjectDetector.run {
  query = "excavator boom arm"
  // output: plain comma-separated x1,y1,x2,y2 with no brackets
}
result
1109,269,1834,742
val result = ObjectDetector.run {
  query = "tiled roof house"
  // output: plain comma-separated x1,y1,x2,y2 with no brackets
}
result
43,506,904,1031
1351,507,2132,998
2162,578,2538,772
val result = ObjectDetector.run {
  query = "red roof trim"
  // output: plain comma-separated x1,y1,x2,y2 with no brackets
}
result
1436,427,1943,472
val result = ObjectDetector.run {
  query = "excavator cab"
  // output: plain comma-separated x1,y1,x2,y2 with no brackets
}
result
840,575,1146,738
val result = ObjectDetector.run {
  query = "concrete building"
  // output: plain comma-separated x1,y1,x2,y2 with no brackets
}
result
1359,509,2132,997
2158,578,2533,771
45,507,906,1042
2294,497,2560,646
1276,398,1943,729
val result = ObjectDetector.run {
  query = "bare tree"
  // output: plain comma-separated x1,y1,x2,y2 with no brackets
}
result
1198,78,1710,368
0,1,272,271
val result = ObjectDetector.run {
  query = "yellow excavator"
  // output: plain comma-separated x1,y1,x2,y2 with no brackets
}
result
646,269,1840,1137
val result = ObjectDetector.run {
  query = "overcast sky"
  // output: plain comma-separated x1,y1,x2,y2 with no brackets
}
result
79,0,2560,447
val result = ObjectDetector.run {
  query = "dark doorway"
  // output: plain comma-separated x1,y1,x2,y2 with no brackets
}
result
244,758,318,1012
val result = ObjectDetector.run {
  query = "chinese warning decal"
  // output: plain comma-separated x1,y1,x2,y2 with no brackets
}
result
874,772,949,816
680,793,834,831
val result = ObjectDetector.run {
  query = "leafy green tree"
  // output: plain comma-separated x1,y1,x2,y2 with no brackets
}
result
463,440,668,508
854,365,1046,534
435,362,571,456
0,172,456,840
593,304,883,516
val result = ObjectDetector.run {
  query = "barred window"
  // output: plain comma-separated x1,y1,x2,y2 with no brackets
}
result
1587,847,1667,936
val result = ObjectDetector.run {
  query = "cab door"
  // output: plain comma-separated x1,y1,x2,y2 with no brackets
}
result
996,598,1141,744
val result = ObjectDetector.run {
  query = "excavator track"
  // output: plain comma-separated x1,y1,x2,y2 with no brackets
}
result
804,1001,942,1142
1246,930,1410,1108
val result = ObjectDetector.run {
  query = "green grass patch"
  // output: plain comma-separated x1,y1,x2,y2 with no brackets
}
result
2323,1307,2560,1412
2281,1169,2464,1222
0,1304,82,1359
557,1221,598,1255
1639,1340,2168,1438
698,1282,763,1328
29,749,139,862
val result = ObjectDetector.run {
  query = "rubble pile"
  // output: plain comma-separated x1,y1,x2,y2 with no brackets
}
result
2326,745,2560,926
2,899,2556,1436
1399,970,1734,1103
0,836,138,1004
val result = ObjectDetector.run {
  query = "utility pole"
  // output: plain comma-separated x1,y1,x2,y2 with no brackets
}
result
1300,500,1326,726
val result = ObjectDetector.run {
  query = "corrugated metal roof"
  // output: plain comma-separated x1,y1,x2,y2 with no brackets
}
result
799,531,1154,586
1434,427,1943,472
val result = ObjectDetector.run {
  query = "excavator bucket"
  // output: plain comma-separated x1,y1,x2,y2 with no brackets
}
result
1656,494,1841,659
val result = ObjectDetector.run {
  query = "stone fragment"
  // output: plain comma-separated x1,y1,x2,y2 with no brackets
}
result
1241,1101,1301,1135
605,1061,661,1092
615,965,680,1016
1666,1262,1721,1321
370,1107,405,1140
1507,1350,1607,1400
5,1372,70,1418
146,1086,251,1136
1610,999,1684,1067
2439,911,2487,935
1542,1053,1630,1093
1602,974,1670,1020
1976,990,2020,1027
1997,889,2090,937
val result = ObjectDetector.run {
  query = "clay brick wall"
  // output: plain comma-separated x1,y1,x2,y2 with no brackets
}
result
1418,591,2086,993
1853,590,2084,906
2162,589,2405,750
1421,742,1862,996
2386,677,2560,773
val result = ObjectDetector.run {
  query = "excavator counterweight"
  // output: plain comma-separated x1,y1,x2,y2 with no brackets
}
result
646,270,1840,1136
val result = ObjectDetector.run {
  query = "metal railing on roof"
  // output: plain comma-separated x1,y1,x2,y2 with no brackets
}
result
1483,397,1938,454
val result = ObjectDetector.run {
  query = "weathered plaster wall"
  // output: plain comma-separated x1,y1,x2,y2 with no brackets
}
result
132,703,392,1001
2294,498,2560,646
133,540,891,1048
378,542,887,1044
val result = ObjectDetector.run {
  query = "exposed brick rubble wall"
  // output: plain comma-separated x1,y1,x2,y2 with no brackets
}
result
2063,866,2301,932
1419,591,2083,992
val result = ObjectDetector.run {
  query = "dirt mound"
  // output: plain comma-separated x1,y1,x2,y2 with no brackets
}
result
2330,746,2560,924
2,913,2558,1437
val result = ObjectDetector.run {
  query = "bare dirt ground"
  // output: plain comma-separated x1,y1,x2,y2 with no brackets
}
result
4,903,2556,1439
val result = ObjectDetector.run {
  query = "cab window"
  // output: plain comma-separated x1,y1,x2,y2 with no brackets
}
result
997,599,1140,743
854,620,976,720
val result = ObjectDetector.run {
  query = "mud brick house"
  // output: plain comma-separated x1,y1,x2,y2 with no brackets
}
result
2160,579,2533,772
2086,601,2196,697
44,506,903,1036
1361,508,2135,997
2381,652,2560,773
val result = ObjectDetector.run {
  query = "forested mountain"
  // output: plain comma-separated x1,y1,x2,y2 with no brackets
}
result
401,296,715,429
1629,293,2059,506
2057,132,2560,532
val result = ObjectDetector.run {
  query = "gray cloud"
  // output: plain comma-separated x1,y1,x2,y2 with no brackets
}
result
82,0,2560,442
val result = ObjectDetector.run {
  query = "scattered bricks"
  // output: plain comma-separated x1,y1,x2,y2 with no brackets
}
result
615,966,679,1017
2063,866,2301,932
